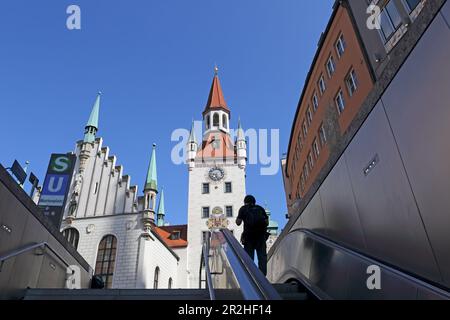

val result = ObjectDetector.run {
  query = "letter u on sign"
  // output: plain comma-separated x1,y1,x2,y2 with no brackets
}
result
48,176,64,192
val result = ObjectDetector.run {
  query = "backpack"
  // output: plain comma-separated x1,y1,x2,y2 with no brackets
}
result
245,205,267,234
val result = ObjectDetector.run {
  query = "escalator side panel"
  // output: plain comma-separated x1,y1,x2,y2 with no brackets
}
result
268,229,450,300
308,241,350,300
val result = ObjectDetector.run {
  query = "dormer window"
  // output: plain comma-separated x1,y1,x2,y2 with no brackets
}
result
170,231,181,240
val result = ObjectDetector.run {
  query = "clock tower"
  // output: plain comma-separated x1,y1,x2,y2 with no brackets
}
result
185,68,247,288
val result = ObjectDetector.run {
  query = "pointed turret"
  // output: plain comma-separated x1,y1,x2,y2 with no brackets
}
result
203,69,229,114
187,121,198,171
141,143,159,231
144,144,158,192
84,92,101,143
236,118,247,169
203,66,230,134
157,189,165,227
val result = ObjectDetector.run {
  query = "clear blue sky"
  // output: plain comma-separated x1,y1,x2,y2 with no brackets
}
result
0,0,333,230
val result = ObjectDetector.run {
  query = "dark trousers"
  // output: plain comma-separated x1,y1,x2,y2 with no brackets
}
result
243,237,267,276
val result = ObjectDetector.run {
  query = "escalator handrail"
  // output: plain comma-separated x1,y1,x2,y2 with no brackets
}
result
203,242,216,300
220,229,282,300
290,228,450,298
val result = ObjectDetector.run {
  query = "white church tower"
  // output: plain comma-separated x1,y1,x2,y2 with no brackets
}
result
186,68,247,288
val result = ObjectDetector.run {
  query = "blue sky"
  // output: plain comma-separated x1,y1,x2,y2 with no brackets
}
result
0,0,333,230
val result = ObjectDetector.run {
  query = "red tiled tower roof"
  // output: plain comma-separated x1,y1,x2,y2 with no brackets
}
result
203,73,230,116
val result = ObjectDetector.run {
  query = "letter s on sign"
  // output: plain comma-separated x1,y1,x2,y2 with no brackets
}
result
53,156,70,172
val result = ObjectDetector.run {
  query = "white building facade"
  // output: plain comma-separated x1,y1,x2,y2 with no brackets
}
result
49,93,186,289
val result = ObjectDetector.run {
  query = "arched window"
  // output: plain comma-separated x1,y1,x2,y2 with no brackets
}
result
206,115,210,129
213,113,219,127
168,277,173,289
62,228,80,250
154,267,160,289
94,235,117,289
222,114,227,129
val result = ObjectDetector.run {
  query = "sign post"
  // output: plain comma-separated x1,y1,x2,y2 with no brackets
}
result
38,154,76,229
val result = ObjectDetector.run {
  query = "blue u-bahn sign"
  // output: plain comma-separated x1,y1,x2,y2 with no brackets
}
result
38,154,76,229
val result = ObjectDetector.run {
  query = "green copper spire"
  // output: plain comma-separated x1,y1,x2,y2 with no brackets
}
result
157,189,165,227
144,143,158,192
84,92,101,143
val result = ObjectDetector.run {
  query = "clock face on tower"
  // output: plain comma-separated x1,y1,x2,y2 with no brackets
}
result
208,167,225,182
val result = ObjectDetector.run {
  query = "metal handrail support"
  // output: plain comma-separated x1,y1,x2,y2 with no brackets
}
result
199,232,216,300
220,229,282,300
0,242,75,274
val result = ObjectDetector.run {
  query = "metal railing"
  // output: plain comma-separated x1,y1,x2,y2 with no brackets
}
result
200,229,282,300
0,242,75,274
199,232,216,300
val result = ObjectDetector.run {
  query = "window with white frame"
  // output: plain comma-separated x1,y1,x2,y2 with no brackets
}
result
318,75,326,95
313,139,320,159
346,69,358,96
319,124,327,146
303,163,309,180
404,0,421,12
312,93,319,112
335,34,346,58
306,107,313,127
307,152,314,171
202,183,210,194
326,55,336,77
300,173,305,192
302,121,308,137
297,134,303,151
379,0,403,42
335,90,345,115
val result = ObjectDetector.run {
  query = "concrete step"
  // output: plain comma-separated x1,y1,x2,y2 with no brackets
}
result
23,283,309,300
23,289,211,300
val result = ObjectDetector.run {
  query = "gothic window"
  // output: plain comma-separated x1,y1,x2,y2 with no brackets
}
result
168,277,173,289
94,235,117,289
213,113,220,127
62,228,80,250
206,115,210,129
154,267,160,289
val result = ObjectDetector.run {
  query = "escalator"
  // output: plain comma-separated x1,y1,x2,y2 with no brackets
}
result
199,229,313,300
200,228,450,300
